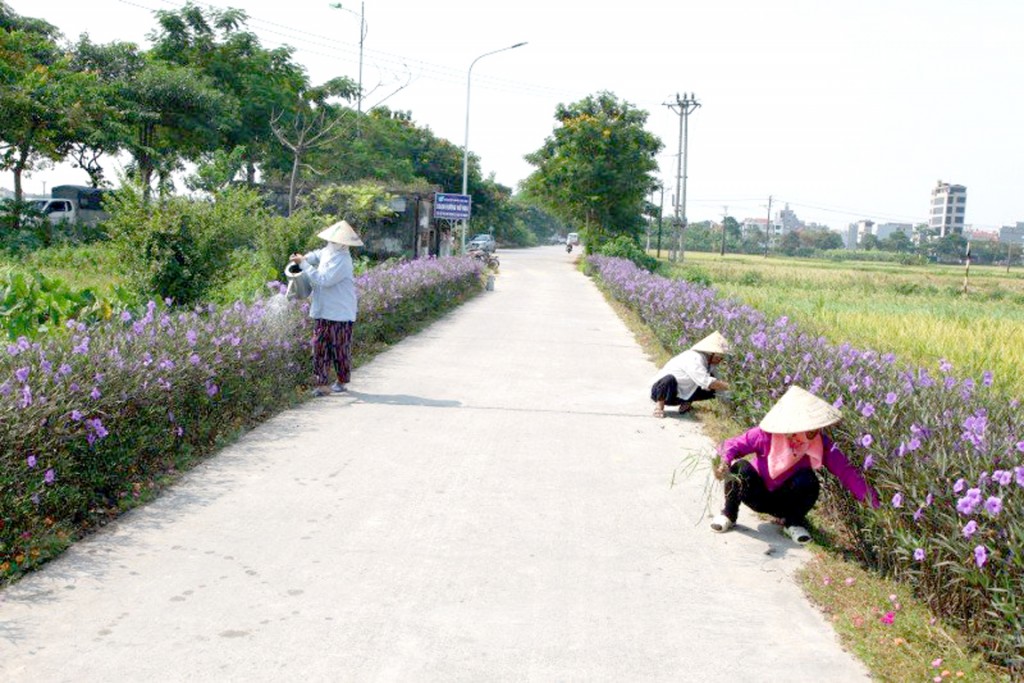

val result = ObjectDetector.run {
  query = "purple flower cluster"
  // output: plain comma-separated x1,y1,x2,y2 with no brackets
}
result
2,255,484,576
588,255,1023,663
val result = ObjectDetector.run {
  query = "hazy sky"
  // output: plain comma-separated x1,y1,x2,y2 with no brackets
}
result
11,0,1024,230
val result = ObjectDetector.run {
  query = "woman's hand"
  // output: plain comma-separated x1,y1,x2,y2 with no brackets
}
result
289,253,304,265
712,457,729,481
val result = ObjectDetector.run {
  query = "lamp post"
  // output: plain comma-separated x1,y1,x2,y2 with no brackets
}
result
329,2,366,116
460,41,527,253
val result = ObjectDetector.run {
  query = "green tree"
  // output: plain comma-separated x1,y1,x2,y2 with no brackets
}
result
0,10,97,204
148,2,307,185
523,91,662,252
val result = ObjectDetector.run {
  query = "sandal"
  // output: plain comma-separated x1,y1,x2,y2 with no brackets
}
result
678,402,692,415
653,407,665,418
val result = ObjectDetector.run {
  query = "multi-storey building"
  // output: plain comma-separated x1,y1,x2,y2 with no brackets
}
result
928,181,967,236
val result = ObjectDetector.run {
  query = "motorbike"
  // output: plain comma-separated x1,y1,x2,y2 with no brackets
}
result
468,247,499,269
566,242,573,253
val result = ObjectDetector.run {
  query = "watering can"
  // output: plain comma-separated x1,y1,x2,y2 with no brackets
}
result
284,262,312,300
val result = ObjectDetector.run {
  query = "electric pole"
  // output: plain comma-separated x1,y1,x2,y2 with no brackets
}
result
664,93,700,262
764,194,773,257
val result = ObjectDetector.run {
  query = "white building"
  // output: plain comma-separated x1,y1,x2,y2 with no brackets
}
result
999,222,1024,245
928,180,967,236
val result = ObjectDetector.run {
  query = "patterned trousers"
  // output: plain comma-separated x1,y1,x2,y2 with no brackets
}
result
312,319,354,385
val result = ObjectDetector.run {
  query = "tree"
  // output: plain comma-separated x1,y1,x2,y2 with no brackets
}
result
522,91,662,252
0,11,97,205
270,78,358,215
147,3,307,185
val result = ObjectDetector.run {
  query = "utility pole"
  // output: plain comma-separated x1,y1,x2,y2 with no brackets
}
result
665,93,700,262
720,205,728,256
764,194,773,257
659,184,667,259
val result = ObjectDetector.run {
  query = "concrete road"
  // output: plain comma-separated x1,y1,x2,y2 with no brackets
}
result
0,246,871,682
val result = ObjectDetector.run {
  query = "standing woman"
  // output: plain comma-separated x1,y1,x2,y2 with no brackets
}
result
290,220,363,397
711,384,879,543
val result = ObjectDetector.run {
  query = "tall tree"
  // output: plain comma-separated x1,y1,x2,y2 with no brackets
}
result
148,2,307,185
523,91,662,251
0,8,98,205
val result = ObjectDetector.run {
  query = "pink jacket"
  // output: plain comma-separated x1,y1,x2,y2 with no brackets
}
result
720,427,879,506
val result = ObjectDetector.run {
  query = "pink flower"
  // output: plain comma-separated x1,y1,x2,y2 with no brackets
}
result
880,611,895,625
932,658,943,668
844,577,856,586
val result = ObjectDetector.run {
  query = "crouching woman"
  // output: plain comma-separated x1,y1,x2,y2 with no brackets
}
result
711,385,879,544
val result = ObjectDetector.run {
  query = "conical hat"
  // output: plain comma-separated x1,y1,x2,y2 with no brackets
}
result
689,331,731,355
759,385,843,434
317,219,363,246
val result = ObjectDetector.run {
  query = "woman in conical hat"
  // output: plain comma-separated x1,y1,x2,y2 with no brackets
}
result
649,331,731,418
290,219,363,397
710,385,879,544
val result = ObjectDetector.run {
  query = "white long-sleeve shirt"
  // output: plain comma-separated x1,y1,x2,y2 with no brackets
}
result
652,349,716,400
299,246,357,322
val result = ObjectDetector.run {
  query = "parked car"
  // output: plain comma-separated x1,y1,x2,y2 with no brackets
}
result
468,233,496,252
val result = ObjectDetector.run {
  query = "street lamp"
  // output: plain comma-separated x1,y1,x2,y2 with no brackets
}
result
460,41,527,253
329,2,366,116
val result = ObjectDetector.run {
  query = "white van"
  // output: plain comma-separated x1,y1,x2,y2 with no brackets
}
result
566,232,580,246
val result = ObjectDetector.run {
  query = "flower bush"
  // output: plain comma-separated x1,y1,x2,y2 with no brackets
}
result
1,256,483,582
588,255,1023,672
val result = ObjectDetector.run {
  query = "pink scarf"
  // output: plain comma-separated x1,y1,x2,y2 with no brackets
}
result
767,433,824,480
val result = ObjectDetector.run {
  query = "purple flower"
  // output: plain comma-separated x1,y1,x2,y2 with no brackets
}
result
206,381,219,397
44,468,55,484
862,455,874,471
953,478,966,494
984,496,1003,516
120,310,133,322
913,548,925,562
907,437,921,451
860,434,873,448
982,371,993,387
939,359,953,373
15,366,29,383
70,410,82,421
892,493,903,508
1017,440,1024,453
861,403,876,418
925,493,933,507
884,392,898,405
962,520,978,538
993,470,1012,486
974,545,988,568
90,387,102,400
1016,466,1024,487
913,508,923,522
26,455,37,468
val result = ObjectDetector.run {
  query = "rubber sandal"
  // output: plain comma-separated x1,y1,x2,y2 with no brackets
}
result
678,402,692,415
784,525,812,544
653,407,665,418
710,514,734,533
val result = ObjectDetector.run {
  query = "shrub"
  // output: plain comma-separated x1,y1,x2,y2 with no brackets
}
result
104,185,270,306
597,235,658,272
588,255,1023,673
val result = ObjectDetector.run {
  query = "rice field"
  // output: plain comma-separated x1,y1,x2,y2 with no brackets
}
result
668,252,1024,398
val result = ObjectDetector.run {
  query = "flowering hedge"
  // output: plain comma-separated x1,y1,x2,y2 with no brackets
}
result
588,256,1023,671
1,256,483,582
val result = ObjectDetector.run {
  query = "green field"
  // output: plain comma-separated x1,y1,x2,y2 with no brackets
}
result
668,252,1024,398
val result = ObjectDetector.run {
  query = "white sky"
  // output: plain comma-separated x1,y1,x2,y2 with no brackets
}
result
10,0,1024,230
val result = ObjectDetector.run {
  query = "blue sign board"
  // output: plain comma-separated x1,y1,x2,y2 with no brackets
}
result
433,193,472,220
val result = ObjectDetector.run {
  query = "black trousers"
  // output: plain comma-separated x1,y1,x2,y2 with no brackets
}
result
723,460,820,527
650,375,716,406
